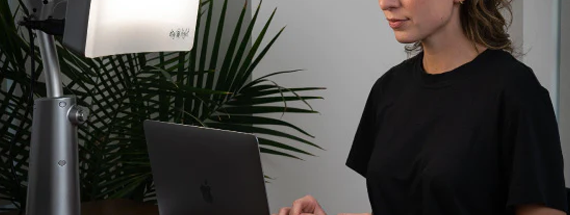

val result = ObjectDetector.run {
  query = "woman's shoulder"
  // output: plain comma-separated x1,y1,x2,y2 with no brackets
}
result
484,49,550,104
372,53,421,88
369,58,417,96
487,50,543,89
485,49,533,76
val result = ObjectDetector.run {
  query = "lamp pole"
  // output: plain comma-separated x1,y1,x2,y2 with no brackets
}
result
25,0,88,214
21,0,198,213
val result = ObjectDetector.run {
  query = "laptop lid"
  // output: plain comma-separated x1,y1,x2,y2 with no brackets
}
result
143,120,270,215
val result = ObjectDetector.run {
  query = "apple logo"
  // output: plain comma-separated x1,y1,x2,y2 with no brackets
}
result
200,180,213,204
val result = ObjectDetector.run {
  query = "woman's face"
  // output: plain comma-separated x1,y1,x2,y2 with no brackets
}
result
379,0,458,44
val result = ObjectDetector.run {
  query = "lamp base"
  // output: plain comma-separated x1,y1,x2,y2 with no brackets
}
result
26,96,85,215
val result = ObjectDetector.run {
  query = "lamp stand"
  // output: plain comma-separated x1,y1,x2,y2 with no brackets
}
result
25,31,88,215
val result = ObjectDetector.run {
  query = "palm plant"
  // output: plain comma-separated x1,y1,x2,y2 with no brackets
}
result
0,0,324,211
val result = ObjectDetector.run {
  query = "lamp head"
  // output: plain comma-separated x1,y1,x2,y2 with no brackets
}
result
27,0,200,58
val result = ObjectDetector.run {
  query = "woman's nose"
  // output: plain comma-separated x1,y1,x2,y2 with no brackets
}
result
379,0,400,10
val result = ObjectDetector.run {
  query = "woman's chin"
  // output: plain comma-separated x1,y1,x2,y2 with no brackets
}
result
393,33,419,44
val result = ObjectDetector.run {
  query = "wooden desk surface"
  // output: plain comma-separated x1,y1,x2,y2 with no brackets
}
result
0,199,159,215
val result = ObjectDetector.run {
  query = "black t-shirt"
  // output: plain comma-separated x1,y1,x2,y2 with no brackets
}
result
346,49,568,215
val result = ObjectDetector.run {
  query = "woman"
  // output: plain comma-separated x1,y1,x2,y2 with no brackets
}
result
275,0,568,214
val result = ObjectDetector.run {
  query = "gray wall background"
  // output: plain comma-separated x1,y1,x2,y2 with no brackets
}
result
521,0,560,104
559,0,570,186
250,0,405,213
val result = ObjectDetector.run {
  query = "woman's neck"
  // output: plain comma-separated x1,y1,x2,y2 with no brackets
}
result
420,8,487,75
422,40,486,75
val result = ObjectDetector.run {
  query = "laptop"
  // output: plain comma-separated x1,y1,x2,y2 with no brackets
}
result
143,120,270,215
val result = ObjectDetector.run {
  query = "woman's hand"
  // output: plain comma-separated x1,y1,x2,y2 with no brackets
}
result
516,204,566,215
273,195,327,215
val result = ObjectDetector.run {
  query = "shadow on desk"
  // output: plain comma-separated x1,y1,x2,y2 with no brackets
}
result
0,199,159,215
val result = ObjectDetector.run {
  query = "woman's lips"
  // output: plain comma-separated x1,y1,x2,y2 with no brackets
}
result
388,19,408,29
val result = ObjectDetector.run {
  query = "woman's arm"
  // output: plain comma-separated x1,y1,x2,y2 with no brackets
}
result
517,204,566,215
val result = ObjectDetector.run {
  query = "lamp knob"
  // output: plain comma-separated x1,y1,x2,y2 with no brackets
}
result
69,105,89,125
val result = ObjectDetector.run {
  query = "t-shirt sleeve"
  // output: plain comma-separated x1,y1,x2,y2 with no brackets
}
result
346,77,384,177
501,67,568,212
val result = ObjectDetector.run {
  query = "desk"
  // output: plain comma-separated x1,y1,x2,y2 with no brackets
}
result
0,199,159,215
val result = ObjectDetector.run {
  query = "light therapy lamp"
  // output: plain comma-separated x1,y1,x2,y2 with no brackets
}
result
22,0,199,214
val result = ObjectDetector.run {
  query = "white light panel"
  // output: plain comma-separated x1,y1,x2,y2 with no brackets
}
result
84,0,199,58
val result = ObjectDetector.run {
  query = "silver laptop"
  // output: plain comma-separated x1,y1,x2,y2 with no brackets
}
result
143,120,270,215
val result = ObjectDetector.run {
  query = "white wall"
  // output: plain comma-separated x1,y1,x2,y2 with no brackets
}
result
248,0,562,214
558,0,570,185
510,0,524,58
521,0,560,107
519,0,570,185
250,0,405,213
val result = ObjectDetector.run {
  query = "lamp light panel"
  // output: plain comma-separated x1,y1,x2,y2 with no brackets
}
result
64,0,200,58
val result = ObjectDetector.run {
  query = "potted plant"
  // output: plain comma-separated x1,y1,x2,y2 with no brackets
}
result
0,0,324,212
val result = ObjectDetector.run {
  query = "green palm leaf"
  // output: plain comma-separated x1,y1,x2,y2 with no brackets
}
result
0,0,325,209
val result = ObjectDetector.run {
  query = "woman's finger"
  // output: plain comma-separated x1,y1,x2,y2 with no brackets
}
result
277,207,291,215
290,195,317,215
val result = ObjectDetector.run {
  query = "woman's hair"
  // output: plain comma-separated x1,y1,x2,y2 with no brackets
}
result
406,0,515,55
